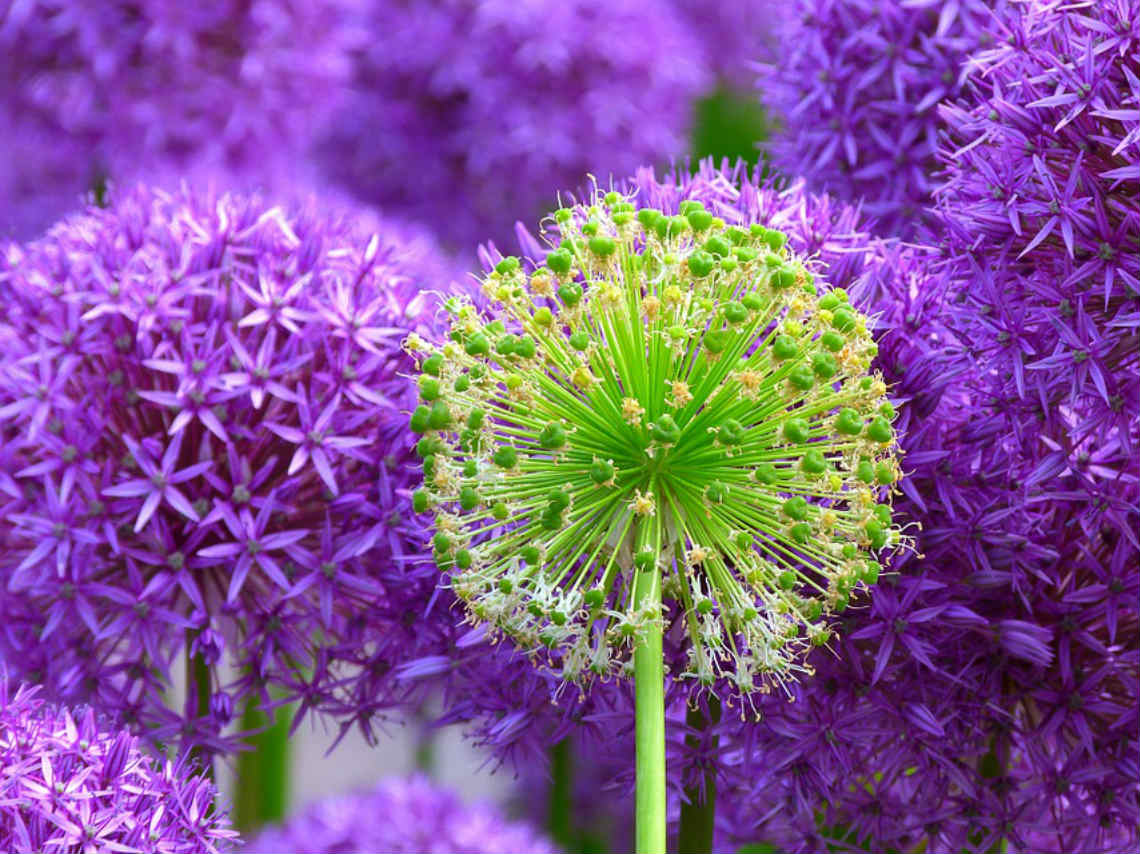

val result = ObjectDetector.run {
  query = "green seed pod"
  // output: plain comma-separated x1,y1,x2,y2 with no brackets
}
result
465,333,491,357
409,405,431,434
590,459,615,484
688,251,716,278
771,334,799,361
589,236,617,257
867,417,894,444
558,282,583,307
418,376,441,401
493,445,518,468
783,417,810,444
782,496,809,521
723,301,749,324
539,422,568,449
836,408,864,436
812,352,838,379
428,401,451,430
800,449,828,475
459,486,479,511
820,330,845,352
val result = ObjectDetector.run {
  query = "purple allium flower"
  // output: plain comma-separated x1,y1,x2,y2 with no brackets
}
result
415,158,1138,853
935,0,1140,451
755,0,1005,237
0,183,460,756
0,1,355,239
247,775,555,854
316,0,709,252
0,677,237,853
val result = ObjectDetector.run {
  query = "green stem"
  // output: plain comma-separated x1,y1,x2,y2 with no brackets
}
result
234,693,292,833
548,739,574,851
677,696,721,854
634,557,666,854
184,632,214,783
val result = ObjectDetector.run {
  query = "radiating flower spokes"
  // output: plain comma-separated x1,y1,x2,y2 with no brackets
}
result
411,189,904,698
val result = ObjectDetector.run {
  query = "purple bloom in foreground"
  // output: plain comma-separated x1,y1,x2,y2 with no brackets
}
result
0,0,356,239
936,0,1140,451
0,677,236,853
248,775,555,854
756,0,1005,237
317,0,709,251
0,183,458,756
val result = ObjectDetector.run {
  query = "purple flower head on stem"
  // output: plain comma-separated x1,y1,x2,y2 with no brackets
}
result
935,0,1140,453
755,0,1007,237
0,183,461,757
0,676,237,853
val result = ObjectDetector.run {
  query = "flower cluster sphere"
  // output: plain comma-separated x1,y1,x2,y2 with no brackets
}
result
248,775,555,854
0,678,236,853
410,189,903,696
937,0,1140,448
317,0,708,249
0,184,451,754
756,0,1005,236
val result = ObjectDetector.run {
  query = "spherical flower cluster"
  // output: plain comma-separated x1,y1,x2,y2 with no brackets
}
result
0,0,355,238
247,775,555,854
0,677,236,853
409,184,904,700
755,0,1005,237
316,0,709,250
936,0,1139,451
0,183,456,756
411,159,1138,853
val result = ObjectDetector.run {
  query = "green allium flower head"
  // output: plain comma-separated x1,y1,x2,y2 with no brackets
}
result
407,190,904,696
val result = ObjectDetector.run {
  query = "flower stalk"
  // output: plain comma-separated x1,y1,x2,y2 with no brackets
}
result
678,696,721,854
634,514,666,854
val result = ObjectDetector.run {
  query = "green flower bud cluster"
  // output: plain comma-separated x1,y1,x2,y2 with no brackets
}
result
406,190,904,697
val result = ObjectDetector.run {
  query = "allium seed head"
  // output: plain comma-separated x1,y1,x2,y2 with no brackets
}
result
410,190,905,696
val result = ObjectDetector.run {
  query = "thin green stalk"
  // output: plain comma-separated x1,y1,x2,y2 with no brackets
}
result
634,557,666,854
184,632,214,783
677,696,722,854
549,739,574,851
234,693,292,833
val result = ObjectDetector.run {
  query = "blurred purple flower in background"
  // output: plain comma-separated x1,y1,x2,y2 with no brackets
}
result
315,0,709,252
248,774,555,854
756,0,1005,237
0,0,357,239
667,0,777,89
0,676,236,853
0,183,460,757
